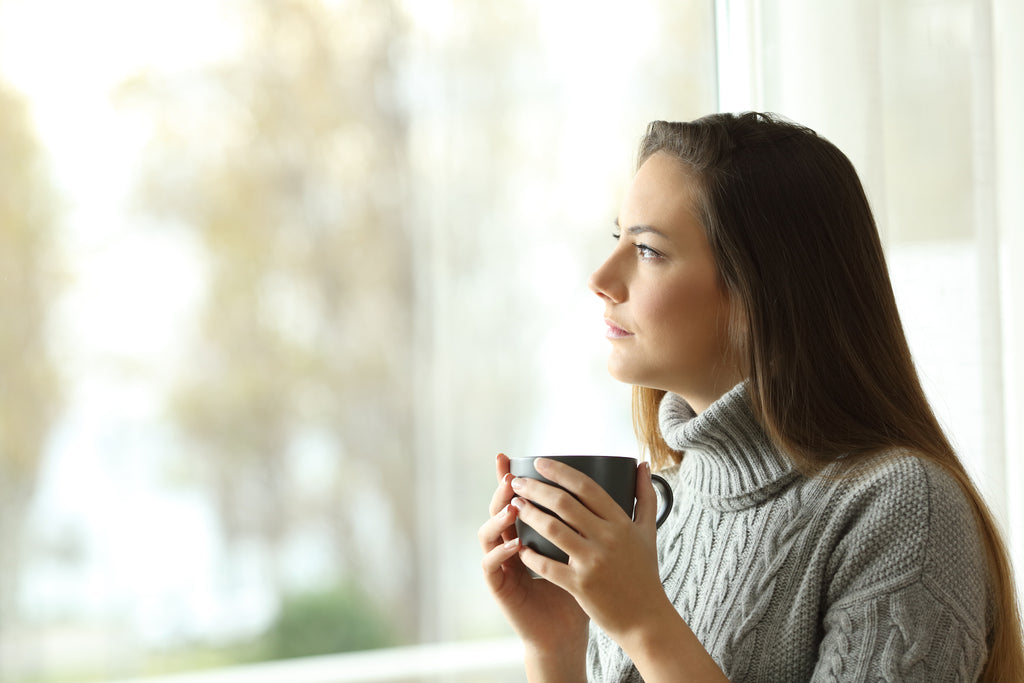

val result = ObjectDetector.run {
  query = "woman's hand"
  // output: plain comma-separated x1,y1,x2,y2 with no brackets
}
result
490,456,728,682
478,453,589,681
508,457,667,644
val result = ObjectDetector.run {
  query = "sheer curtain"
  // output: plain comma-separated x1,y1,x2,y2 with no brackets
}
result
716,0,1024,584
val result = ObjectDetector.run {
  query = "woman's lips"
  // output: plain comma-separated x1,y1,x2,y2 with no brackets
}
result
604,319,633,339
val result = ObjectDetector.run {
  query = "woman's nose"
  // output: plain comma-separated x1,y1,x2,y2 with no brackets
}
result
587,256,624,303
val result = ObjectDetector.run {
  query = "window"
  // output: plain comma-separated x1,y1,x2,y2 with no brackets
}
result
0,1,716,680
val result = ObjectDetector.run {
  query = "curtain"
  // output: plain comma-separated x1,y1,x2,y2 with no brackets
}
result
715,0,1024,584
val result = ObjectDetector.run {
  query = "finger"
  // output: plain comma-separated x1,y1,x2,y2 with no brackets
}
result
510,476,590,532
482,537,522,592
491,454,516,544
533,458,626,522
489,472,515,516
633,461,657,529
511,496,584,559
496,452,511,482
478,502,519,552
489,471,519,544
517,544,573,591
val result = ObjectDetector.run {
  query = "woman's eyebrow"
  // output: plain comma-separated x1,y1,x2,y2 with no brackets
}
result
615,218,667,238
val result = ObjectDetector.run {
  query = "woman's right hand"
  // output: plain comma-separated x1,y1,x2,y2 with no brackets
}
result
478,453,589,679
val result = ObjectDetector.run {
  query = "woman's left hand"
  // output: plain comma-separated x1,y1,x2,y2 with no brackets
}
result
510,458,667,642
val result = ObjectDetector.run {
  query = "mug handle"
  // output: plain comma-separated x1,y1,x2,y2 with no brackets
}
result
651,474,674,528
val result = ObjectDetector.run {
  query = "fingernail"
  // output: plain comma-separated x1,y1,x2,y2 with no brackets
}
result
534,457,550,472
504,503,517,517
504,538,520,550
502,473,514,486
511,497,526,511
510,477,524,491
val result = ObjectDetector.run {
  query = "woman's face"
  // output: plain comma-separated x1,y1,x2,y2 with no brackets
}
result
588,151,742,413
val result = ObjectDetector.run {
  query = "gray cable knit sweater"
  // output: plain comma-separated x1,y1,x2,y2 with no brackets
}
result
587,383,992,682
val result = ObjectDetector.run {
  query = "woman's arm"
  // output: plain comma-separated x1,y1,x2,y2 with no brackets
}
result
613,597,729,683
523,636,589,683
511,458,729,682
808,457,991,681
810,582,988,681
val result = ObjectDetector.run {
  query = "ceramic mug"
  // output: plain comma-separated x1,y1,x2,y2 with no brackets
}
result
509,455,674,566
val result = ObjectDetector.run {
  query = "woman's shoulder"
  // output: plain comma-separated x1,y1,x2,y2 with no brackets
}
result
828,450,980,547
818,450,990,620
822,448,972,512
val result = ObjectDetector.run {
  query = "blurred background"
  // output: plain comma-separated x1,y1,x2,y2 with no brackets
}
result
0,0,1021,681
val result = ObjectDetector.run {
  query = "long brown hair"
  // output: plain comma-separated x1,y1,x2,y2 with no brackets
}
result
631,112,1023,680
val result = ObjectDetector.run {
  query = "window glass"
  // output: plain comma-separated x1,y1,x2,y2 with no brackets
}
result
0,0,716,678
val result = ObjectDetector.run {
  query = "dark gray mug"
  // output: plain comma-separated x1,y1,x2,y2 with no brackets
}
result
509,455,674,566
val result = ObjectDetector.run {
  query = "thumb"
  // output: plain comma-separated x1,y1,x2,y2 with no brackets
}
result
633,461,657,529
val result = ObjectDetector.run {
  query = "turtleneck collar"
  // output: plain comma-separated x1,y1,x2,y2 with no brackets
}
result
659,382,798,511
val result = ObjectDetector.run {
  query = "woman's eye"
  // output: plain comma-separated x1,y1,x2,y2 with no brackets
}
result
612,232,621,241
634,243,661,259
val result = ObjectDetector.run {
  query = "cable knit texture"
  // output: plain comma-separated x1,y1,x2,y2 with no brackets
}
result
587,383,992,682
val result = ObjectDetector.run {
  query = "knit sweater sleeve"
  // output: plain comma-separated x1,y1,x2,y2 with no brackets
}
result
810,456,991,682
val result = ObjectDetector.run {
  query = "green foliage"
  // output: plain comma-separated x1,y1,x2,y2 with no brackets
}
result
264,583,398,658
7,584,401,680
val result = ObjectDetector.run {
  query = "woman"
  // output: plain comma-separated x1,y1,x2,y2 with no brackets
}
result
478,112,1024,681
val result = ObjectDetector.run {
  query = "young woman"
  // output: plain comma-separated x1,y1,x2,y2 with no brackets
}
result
478,112,1024,681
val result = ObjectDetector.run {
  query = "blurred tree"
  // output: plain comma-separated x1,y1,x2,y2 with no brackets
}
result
0,83,62,669
120,0,418,639
120,0,715,652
